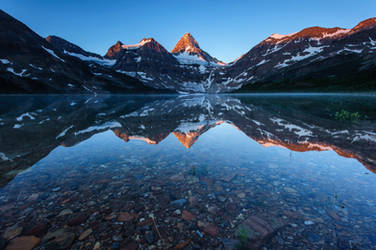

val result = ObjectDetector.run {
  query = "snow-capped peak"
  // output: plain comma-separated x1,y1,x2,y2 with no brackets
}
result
121,38,154,50
269,33,297,40
263,26,355,45
171,33,201,54
171,33,226,66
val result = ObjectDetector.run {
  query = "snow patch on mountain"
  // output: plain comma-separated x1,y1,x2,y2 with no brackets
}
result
175,121,207,134
322,29,350,38
75,121,122,135
174,52,207,65
256,59,269,66
269,32,298,40
116,70,137,77
343,47,363,53
7,67,27,77
64,50,116,66
180,81,206,93
199,65,207,73
270,118,312,137
0,152,10,161
56,125,73,139
351,131,376,143
121,39,153,50
0,59,10,64
42,46,65,62
16,112,35,121
13,124,23,129
29,64,43,70
137,72,153,81
275,45,328,68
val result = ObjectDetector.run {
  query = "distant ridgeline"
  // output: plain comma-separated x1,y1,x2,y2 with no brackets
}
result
0,9,375,93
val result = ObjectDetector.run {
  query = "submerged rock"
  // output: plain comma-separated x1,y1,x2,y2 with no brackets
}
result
43,229,75,249
175,239,190,249
58,208,73,217
93,242,101,250
78,228,92,240
304,220,315,225
182,210,195,221
24,224,48,237
198,221,219,237
5,236,40,250
203,223,219,237
118,212,136,222
67,213,88,226
235,215,285,248
170,199,187,207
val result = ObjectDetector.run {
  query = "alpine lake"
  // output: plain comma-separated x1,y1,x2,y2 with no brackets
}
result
0,94,376,249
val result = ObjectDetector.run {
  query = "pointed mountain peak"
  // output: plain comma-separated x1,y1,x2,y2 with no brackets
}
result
172,132,199,148
182,32,194,39
140,37,156,43
171,33,225,65
105,40,124,58
171,33,201,54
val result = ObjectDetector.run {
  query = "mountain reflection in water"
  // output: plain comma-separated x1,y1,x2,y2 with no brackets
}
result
0,94,376,249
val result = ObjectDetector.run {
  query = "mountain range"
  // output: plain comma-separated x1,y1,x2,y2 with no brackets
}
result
0,9,375,93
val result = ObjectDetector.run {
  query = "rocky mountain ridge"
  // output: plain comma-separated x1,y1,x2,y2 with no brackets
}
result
0,10,156,94
1,9,375,93
223,18,376,92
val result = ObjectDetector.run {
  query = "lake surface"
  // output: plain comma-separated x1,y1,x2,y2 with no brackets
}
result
0,94,376,249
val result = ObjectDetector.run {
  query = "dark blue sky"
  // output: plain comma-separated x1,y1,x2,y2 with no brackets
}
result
2,0,375,62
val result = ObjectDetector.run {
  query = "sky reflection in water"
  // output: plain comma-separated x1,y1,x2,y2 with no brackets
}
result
0,94,376,249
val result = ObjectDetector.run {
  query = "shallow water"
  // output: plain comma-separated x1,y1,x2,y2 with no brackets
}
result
0,94,376,249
